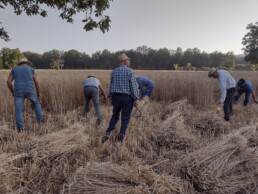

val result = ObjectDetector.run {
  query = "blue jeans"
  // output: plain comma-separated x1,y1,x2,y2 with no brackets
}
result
14,90,42,129
234,90,250,106
143,85,154,97
106,94,134,139
84,86,102,121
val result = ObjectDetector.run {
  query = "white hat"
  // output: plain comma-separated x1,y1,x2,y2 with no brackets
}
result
208,67,217,77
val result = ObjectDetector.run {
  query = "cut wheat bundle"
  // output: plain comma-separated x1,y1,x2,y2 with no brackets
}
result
62,162,193,194
178,125,258,194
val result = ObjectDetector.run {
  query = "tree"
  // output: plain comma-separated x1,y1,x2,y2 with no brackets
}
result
23,51,44,68
0,0,113,41
0,48,24,69
242,22,258,64
42,49,63,68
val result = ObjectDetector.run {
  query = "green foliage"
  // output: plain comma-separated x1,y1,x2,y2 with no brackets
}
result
0,0,113,41
50,59,64,69
0,48,24,69
242,22,258,64
249,64,258,71
23,51,43,68
0,46,247,70
173,64,179,70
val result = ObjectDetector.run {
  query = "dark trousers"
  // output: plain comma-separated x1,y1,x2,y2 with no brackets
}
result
224,88,236,121
106,94,134,139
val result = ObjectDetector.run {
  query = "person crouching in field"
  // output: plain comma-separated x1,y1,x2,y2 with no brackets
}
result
7,58,42,132
234,79,258,106
83,73,107,126
101,53,139,143
136,76,155,100
208,68,236,122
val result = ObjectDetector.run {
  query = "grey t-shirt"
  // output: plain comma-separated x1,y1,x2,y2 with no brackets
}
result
11,66,35,92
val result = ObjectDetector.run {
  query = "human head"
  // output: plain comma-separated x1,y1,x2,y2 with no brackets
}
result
237,78,245,88
87,73,96,78
17,58,33,66
208,67,218,79
117,53,131,67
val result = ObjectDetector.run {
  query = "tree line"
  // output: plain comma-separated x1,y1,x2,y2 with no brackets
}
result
0,46,250,70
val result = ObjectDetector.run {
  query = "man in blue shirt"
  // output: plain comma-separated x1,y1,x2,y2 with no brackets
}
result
7,58,42,132
234,79,258,106
102,53,139,143
136,76,155,98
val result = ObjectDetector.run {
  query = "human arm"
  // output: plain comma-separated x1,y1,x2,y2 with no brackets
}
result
129,71,139,106
99,84,107,100
233,90,241,104
218,73,227,103
6,73,14,96
33,75,41,99
251,92,258,103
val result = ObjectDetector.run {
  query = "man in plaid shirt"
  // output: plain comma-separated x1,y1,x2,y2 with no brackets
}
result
102,53,139,143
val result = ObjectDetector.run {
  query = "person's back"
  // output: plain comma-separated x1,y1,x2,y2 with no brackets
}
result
136,76,154,87
242,80,253,93
217,69,236,89
83,77,100,88
11,65,35,92
110,65,135,96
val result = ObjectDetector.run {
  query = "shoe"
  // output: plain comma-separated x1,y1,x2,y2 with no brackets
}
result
101,132,110,143
116,134,124,143
17,128,23,133
96,119,101,126
224,117,230,122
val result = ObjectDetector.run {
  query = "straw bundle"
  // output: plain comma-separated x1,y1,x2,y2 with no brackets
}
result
0,123,90,193
161,99,190,120
191,112,229,137
154,100,198,151
154,116,198,151
179,125,258,194
62,162,192,194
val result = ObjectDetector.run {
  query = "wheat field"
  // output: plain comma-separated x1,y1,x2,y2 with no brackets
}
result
1,70,258,194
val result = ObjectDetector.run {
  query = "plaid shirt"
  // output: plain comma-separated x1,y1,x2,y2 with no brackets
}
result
108,64,139,101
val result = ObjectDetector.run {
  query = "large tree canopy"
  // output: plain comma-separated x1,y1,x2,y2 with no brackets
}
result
242,22,258,64
0,0,112,41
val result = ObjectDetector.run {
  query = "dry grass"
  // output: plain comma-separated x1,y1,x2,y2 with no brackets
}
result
1,70,258,193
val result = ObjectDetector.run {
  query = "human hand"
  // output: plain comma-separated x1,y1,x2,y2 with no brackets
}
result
107,97,113,105
216,101,222,105
133,101,139,108
37,93,42,101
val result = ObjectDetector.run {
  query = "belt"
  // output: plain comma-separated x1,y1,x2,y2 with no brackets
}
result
84,86,98,89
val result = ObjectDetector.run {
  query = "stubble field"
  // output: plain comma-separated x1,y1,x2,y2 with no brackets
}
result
1,70,258,194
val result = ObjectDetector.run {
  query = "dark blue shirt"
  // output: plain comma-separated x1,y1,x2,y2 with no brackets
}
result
136,76,154,91
11,66,35,92
238,80,253,93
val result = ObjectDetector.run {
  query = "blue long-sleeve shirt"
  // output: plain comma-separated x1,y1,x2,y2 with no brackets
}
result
108,64,139,101
136,76,154,93
238,80,253,93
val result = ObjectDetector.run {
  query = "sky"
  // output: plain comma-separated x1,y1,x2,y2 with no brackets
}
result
0,0,258,55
